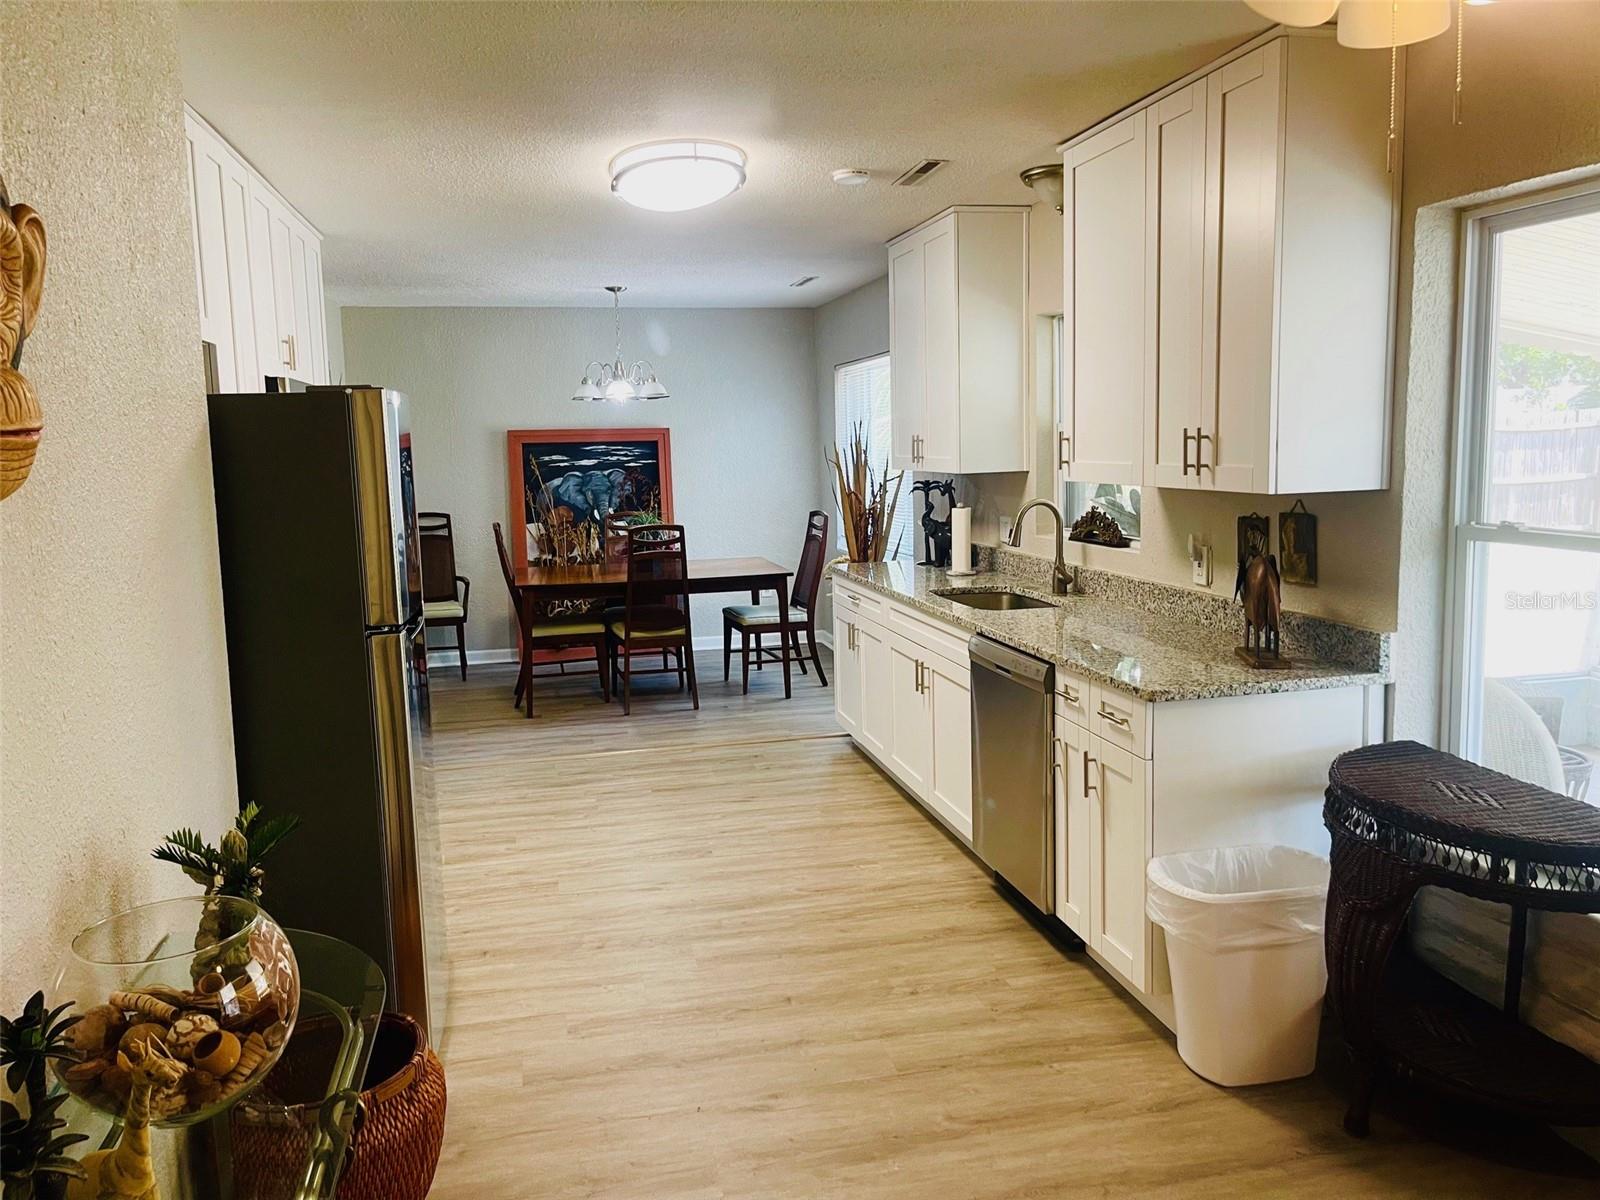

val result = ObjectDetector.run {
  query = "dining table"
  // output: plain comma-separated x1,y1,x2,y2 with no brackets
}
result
514,555,798,697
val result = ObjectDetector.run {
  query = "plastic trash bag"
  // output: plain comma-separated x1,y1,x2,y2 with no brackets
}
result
1146,844,1329,952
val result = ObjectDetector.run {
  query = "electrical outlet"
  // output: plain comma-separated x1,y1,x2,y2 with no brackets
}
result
1188,536,1212,587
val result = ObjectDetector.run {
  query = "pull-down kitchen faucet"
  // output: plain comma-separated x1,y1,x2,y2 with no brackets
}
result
1008,499,1080,596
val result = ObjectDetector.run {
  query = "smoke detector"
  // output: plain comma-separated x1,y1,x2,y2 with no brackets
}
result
831,168,871,187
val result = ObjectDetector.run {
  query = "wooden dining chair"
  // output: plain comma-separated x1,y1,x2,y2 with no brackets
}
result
492,522,609,718
419,511,470,680
722,510,829,693
606,524,697,715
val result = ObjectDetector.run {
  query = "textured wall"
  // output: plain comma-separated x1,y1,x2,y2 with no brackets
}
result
0,2,239,1009
1389,0,1600,742
340,305,818,651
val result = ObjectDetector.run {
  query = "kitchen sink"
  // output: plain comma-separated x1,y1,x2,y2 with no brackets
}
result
935,589,1057,611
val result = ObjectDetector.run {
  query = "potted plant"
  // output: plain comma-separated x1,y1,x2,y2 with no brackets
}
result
0,992,87,1200
827,423,904,563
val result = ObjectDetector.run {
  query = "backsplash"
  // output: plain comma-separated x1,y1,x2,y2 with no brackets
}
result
983,544,1392,675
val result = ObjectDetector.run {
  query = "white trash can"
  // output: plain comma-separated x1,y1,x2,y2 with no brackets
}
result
1146,845,1330,1087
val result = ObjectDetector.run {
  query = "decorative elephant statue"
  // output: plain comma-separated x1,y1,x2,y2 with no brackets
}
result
0,173,47,501
545,468,627,525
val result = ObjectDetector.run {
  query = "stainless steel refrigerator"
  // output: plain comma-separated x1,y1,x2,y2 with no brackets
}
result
208,386,446,1041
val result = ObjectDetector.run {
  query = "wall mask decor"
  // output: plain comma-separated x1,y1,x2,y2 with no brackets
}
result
1279,499,1318,586
0,173,47,500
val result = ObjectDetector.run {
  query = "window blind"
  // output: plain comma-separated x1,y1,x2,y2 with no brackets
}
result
833,354,912,560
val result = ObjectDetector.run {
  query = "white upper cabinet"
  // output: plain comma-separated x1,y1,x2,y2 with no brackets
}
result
184,106,330,389
1063,30,1398,495
1063,112,1146,487
886,207,1029,475
1143,82,1208,490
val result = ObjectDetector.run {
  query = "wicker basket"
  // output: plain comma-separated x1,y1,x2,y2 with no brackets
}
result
231,1011,446,1200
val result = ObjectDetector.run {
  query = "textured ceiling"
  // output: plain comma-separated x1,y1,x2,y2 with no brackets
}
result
177,1,1267,308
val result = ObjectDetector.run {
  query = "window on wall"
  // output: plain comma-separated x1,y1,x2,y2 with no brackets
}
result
833,354,912,560
1053,315,1141,543
1449,185,1600,796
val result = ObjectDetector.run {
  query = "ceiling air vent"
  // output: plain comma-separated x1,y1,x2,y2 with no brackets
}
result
790,275,819,289
892,159,948,187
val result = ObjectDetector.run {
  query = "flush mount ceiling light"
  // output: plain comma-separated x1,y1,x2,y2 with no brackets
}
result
609,140,746,212
831,168,871,187
1019,164,1064,213
572,286,668,403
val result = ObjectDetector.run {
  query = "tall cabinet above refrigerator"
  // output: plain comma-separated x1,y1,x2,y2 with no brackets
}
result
208,386,446,1041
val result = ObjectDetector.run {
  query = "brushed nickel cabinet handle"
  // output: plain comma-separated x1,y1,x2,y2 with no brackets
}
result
1061,684,1080,704
1083,751,1099,797
1181,427,1194,476
1058,432,1071,467
1098,703,1132,729
1196,429,1212,473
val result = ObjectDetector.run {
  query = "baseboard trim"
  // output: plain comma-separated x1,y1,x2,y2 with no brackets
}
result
429,631,833,671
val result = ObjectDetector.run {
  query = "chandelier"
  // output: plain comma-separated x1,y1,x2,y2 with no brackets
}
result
572,286,668,403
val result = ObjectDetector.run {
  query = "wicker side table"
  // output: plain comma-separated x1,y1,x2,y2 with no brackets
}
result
1323,740,1600,1137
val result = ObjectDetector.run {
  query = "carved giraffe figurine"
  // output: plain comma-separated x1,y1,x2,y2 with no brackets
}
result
67,1041,185,1200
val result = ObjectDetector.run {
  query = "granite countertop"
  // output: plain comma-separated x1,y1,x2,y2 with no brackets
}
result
833,561,1390,703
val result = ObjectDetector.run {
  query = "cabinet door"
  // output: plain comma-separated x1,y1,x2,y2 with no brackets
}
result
1144,82,1207,490
833,614,862,741
919,221,960,474
1063,111,1145,486
216,151,261,393
888,238,926,471
856,617,892,763
184,116,236,389
307,241,330,384
886,633,930,796
1201,41,1283,493
245,182,282,376
1053,714,1093,938
1088,739,1149,990
264,190,297,374
923,653,971,839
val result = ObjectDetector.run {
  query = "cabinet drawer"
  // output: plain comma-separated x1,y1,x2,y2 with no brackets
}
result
1055,668,1092,728
886,599,970,670
834,580,884,622
1090,683,1151,759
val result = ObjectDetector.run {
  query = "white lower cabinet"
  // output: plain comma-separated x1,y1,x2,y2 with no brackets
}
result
923,652,973,839
1053,669,1375,1028
1052,714,1092,935
887,633,932,796
834,577,1377,1032
833,584,973,840
1088,741,1150,990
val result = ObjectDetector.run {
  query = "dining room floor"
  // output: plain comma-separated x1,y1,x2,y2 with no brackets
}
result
423,649,1598,1198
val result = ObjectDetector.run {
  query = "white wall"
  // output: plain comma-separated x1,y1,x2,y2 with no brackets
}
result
0,1,239,1009
340,305,818,651
325,294,345,385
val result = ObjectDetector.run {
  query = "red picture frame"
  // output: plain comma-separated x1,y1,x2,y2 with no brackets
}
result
504,427,674,571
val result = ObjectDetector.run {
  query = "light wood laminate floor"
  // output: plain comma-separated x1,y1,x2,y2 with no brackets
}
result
425,651,1596,1198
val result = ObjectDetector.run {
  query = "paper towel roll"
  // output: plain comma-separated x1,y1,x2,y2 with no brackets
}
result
948,505,974,575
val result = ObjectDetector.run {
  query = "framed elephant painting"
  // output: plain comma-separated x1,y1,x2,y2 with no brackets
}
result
505,427,674,570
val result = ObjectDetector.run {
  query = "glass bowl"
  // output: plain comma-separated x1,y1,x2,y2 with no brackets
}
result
51,895,300,1127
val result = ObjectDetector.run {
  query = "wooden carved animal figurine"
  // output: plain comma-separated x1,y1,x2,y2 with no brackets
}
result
0,172,47,500
67,1042,185,1200
1234,528,1286,667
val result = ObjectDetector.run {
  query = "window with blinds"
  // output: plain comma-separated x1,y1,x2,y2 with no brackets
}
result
833,354,912,560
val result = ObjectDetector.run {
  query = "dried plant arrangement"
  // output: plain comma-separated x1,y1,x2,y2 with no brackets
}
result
827,424,904,562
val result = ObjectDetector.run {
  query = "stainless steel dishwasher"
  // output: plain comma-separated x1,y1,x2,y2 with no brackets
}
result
970,635,1055,912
